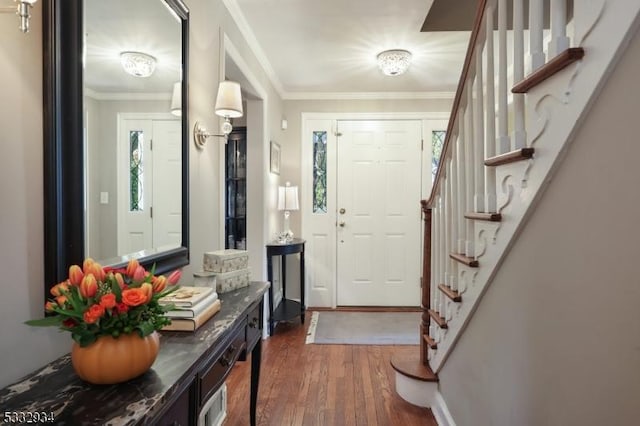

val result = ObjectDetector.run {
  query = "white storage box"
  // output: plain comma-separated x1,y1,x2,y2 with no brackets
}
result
203,249,249,273
215,268,251,293
193,271,217,288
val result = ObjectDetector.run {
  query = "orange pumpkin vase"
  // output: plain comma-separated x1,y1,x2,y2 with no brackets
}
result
71,331,160,385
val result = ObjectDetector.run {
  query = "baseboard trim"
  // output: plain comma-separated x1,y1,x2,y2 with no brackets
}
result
432,391,456,426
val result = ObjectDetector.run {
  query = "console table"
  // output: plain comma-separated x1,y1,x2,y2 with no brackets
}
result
266,238,306,335
0,282,269,426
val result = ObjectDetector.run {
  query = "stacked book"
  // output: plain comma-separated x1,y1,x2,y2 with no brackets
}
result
160,286,221,331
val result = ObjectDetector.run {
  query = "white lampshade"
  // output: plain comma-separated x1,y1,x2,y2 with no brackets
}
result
214,81,243,118
278,183,299,211
170,81,181,117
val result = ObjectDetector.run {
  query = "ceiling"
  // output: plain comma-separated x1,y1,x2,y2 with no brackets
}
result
84,0,182,95
228,0,472,99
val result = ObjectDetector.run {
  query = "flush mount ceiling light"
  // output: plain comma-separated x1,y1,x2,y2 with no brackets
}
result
377,49,412,76
120,51,157,78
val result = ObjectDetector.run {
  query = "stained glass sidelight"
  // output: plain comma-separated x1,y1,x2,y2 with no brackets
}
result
129,130,144,211
312,131,327,213
432,130,446,181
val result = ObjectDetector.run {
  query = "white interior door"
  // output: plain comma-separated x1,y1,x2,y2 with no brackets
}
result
118,119,153,255
336,120,422,306
151,120,182,250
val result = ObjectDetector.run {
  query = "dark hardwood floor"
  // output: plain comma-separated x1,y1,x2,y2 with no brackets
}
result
224,314,437,426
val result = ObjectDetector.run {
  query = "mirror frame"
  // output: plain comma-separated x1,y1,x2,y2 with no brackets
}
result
43,0,190,300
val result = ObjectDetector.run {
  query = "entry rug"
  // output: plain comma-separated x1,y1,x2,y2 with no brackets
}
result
305,311,421,345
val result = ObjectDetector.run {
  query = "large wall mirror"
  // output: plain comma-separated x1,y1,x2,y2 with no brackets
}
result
43,0,189,298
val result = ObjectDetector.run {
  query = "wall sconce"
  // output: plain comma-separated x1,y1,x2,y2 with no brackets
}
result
170,81,181,117
0,0,37,33
194,80,243,148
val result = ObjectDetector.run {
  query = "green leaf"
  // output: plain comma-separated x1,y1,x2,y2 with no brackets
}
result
24,316,63,327
73,331,97,347
134,321,155,337
111,276,122,301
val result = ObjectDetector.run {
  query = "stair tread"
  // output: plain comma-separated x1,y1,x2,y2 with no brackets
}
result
428,309,448,329
438,284,462,302
485,148,534,167
465,212,502,222
390,353,438,382
449,252,479,267
423,334,438,349
512,47,585,93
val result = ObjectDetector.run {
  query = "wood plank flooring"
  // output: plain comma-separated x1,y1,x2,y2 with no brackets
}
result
223,315,437,426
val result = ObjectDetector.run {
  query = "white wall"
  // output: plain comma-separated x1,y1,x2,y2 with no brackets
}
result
439,26,640,426
0,0,283,388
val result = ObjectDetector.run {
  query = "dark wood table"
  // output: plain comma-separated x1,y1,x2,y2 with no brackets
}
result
266,238,306,335
0,282,269,426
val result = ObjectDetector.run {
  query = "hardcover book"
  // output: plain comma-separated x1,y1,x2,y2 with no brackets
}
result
159,286,214,307
162,299,222,332
165,292,219,318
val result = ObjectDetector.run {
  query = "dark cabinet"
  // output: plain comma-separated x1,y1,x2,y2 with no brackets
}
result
225,127,247,250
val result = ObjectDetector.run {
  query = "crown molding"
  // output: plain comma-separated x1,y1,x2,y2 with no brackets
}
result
223,0,284,96
282,91,456,101
84,88,171,101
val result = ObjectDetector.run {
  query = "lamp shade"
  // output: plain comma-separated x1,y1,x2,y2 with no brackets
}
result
278,184,299,211
214,81,243,118
170,81,181,117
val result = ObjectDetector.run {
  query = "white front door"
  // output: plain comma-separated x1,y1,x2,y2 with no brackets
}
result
151,120,182,250
117,117,181,256
336,120,422,306
119,119,154,255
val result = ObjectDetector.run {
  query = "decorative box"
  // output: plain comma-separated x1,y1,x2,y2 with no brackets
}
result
215,268,251,293
193,271,217,288
203,249,249,273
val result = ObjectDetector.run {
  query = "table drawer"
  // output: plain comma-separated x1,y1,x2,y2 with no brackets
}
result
246,302,262,350
199,322,246,405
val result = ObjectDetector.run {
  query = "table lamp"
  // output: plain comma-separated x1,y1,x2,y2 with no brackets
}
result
277,182,299,242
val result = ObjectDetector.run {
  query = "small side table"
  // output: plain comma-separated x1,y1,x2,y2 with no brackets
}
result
266,238,305,335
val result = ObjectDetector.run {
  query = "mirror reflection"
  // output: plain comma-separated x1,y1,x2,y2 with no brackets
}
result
84,0,183,263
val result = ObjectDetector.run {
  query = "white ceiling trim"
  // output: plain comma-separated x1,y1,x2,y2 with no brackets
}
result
222,0,284,97
85,88,171,101
282,91,455,101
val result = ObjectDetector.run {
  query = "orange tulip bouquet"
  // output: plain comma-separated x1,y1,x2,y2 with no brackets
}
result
26,258,181,347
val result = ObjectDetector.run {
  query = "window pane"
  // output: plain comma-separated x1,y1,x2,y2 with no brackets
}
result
130,130,144,211
312,131,327,213
432,130,446,182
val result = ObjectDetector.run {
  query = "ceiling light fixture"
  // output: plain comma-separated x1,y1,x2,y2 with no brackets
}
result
120,51,157,78
377,49,412,76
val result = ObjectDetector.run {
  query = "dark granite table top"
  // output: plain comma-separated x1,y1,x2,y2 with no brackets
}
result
0,282,269,425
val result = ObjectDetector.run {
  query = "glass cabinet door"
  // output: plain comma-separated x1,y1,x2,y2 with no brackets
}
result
225,127,247,249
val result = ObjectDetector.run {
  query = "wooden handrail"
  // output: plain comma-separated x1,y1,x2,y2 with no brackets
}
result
424,0,489,208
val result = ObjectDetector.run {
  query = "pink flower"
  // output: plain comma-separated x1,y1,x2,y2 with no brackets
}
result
167,269,182,285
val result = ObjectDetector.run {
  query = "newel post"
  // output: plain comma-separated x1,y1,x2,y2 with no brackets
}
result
420,200,432,365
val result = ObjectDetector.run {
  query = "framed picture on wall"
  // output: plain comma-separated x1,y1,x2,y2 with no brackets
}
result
270,141,281,175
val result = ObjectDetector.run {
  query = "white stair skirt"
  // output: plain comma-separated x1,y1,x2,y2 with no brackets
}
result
394,371,438,408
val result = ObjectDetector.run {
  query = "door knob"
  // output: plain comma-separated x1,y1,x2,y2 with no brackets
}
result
339,221,345,227
339,208,346,214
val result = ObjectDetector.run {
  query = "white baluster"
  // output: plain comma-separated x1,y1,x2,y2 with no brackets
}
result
512,0,527,150
443,170,450,297
448,158,458,292
450,137,458,259
497,0,510,154
484,5,497,213
456,121,466,254
439,195,446,314
464,92,475,257
529,0,545,71
549,0,570,58
432,203,439,312
474,52,486,212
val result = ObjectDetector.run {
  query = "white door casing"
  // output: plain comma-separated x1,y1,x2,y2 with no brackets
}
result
302,113,449,308
336,120,422,306
117,114,180,256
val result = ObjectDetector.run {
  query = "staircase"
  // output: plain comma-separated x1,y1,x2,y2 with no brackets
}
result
392,0,640,414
